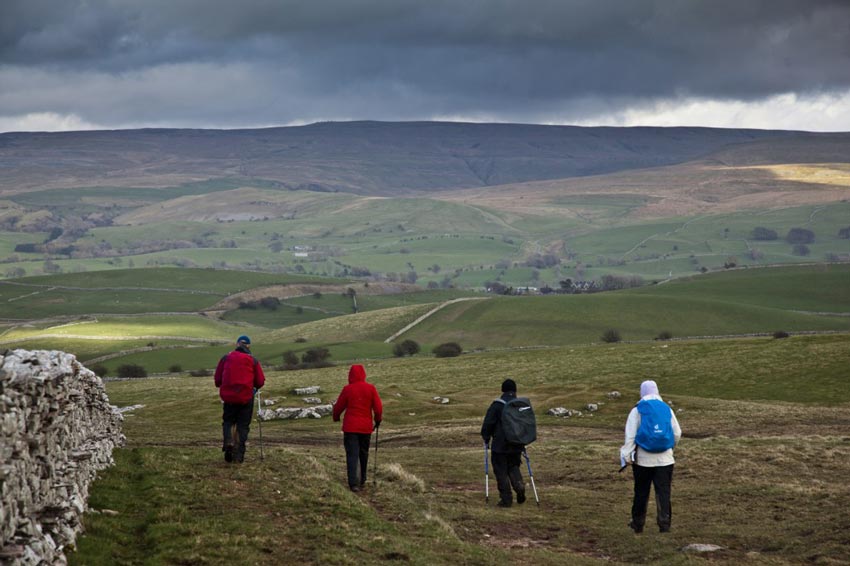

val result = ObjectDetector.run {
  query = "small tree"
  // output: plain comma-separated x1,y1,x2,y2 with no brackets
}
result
773,330,790,339
786,228,815,244
655,331,673,341
750,227,778,241
393,339,421,357
117,364,147,378
282,350,299,369
301,347,332,368
600,329,622,343
432,342,463,358
168,364,183,373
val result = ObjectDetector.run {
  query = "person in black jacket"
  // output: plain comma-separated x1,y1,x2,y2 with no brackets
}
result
481,379,526,507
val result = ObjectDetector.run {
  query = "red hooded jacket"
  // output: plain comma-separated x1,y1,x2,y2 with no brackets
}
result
214,347,265,404
333,364,383,434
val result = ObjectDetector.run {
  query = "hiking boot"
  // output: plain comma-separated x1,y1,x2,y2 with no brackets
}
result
223,445,233,463
659,525,670,533
235,452,244,464
628,521,644,534
350,485,362,492
516,491,526,505
497,500,512,508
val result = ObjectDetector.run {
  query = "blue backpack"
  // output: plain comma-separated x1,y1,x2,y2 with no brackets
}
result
635,399,675,452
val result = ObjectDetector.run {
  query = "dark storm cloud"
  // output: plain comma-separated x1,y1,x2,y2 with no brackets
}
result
1,0,849,129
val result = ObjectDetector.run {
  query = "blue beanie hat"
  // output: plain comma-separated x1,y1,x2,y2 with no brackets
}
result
237,335,251,345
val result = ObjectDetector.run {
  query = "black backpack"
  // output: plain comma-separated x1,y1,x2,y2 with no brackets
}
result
496,397,537,446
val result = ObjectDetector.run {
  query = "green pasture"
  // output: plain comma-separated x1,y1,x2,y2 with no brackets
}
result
0,314,237,341
17,267,335,293
223,289,479,328
342,235,521,274
95,340,395,374
2,338,168,362
70,334,850,565
2,198,849,285
629,263,850,313
403,293,850,349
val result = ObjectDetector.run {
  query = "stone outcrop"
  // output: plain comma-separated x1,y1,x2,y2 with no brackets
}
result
0,349,124,565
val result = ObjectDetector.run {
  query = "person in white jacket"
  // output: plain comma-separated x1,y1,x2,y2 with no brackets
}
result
620,380,682,533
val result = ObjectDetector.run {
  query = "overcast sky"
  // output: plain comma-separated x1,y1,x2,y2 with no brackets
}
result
1,0,849,133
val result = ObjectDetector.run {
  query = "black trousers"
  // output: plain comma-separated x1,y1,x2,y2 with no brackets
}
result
491,452,524,504
343,432,372,488
222,399,254,459
631,464,674,529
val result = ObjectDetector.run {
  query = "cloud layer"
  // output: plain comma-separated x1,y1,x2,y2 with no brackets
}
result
2,0,849,131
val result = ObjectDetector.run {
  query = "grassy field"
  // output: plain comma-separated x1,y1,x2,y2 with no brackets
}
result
2,182,848,286
7,264,848,374
69,334,850,565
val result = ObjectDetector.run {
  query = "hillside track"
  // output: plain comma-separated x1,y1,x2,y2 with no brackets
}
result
383,297,490,343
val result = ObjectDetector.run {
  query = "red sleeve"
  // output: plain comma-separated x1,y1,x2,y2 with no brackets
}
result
372,385,383,423
214,355,227,388
332,386,348,422
254,359,265,389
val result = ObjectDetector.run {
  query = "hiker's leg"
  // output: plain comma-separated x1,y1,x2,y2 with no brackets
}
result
631,464,653,530
234,399,253,461
343,433,361,488
506,453,525,499
357,433,371,485
491,452,512,505
653,464,674,531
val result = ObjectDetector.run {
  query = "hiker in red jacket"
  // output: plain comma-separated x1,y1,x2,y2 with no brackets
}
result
333,364,383,491
215,335,265,463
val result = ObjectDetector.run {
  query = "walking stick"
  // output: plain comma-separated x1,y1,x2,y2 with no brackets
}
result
373,422,380,486
484,442,490,504
256,389,264,461
523,448,540,506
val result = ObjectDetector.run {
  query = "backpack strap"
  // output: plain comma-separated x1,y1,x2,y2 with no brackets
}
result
494,398,506,405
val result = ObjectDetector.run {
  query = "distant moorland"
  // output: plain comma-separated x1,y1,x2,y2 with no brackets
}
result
0,122,848,287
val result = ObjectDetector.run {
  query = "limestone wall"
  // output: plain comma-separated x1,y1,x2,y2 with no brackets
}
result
0,350,124,565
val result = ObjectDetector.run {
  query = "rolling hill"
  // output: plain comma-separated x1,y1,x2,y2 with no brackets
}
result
0,121,834,197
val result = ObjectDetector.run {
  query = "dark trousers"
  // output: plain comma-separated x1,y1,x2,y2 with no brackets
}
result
492,452,524,504
343,432,372,488
631,464,674,530
222,399,254,459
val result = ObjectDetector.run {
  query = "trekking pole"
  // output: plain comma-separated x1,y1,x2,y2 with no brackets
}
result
373,422,380,486
484,442,490,504
523,448,540,506
256,389,264,461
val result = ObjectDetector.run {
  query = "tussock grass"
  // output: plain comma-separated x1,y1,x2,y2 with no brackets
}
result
380,463,426,493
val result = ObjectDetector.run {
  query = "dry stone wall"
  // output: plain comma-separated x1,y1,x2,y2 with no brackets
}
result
0,349,124,565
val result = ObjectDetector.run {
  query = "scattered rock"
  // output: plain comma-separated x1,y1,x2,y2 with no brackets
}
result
115,404,145,414
293,386,321,395
682,544,724,553
432,396,450,404
263,399,276,406
302,397,322,404
606,391,621,400
585,403,599,412
547,407,582,418
99,509,120,517
260,404,333,421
